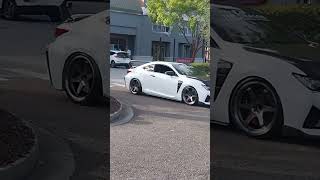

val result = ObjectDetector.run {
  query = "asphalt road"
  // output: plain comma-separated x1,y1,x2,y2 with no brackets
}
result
110,75,210,179
212,125,320,180
0,2,108,179
2,2,320,179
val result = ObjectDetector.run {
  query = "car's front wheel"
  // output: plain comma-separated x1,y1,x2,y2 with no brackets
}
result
229,77,283,138
64,53,102,105
129,79,142,95
2,0,17,20
182,86,198,105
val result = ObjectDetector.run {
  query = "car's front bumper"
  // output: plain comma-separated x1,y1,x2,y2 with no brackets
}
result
299,92,320,137
199,90,210,106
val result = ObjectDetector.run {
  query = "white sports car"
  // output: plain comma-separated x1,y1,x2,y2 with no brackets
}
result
0,0,69,21
210,5,320,137
47,10,109,105
124,61,210,106
211,4,320,137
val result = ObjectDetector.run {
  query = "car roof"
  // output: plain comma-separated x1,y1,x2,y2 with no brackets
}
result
145,61,184,66
110,50,126,53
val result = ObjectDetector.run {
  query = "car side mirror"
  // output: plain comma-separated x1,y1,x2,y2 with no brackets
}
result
165,71,176,76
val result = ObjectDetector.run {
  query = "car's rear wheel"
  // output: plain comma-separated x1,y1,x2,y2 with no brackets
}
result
182,86,198,105
229,77,283,138
111,61,115,68
2,0,17,20
64,54,102,105
129,79,142,95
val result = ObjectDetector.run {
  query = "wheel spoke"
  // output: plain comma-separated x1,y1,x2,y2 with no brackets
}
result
76,82,84,95
256,112,264,127
262,105,276,113
244,113,256,126
82,84,90,94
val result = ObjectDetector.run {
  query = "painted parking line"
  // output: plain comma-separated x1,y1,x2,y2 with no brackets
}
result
110,82,125,88
3,68,49,80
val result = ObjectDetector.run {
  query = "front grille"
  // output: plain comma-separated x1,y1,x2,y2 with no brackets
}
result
205,95,210,102
303,106,320,129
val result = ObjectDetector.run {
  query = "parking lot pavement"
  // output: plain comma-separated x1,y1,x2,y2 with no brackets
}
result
0,78,108,179
110,67,127,85
212,125,320,180
0,2,108,179
110,83,210,179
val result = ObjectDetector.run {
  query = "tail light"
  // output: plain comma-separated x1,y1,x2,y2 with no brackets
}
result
55,28,69,38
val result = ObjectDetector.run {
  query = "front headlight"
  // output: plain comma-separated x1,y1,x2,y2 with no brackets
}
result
293,73,320,91
202,84,210,91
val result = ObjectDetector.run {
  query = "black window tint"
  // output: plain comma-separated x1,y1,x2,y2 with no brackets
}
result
210,37,219,48
110,51,115,55
154,65,174,74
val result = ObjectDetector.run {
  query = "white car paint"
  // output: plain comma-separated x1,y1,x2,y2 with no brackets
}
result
211,4,320,137
110,50,131,67
125,61,210,105
47,10,109,97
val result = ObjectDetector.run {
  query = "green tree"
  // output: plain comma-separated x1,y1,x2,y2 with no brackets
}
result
147,0,210,62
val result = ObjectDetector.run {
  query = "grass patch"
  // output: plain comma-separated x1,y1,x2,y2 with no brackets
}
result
190,62,210,80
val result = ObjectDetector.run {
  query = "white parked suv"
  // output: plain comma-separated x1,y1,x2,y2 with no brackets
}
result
46,10,109,105
0,0,69,21
110,50,131,68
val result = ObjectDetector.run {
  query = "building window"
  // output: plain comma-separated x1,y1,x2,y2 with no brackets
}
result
180,27,192,36
178,43,192,58
152,24,171,33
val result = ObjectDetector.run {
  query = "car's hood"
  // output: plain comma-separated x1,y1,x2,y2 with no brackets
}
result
243,43,320,79
186,76,210,87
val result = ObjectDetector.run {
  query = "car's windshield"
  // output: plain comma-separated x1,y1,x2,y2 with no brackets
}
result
117,52,129,58
211,7,306,45
172,63,194,76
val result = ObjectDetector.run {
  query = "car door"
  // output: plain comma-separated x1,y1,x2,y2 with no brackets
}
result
153,64,180,98
140,64,158,94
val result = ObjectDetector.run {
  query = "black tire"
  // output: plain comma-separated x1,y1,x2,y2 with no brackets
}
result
111,61,116,68
2,0,17,20
181,86,198,106
229,77,283,138
129,79,142,95
63,53,103,105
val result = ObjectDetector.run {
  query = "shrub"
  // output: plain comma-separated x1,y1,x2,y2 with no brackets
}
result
255,5,320,42
190,62,210,79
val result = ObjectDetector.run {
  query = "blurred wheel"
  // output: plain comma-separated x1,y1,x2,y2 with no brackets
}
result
129,79,142,95
111,61,116,68
230,77,283,138
64,54,102,105
182,86,198,105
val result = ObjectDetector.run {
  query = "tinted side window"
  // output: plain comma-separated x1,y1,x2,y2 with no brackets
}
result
110,51,115,55
154,65,174,74
143,64,155,72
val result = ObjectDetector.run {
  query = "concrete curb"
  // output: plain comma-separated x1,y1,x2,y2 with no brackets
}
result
110,99,134,126
0,119,39,180
110,100,123,123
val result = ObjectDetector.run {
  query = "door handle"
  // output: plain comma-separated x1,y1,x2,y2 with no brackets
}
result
150,75,155,77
